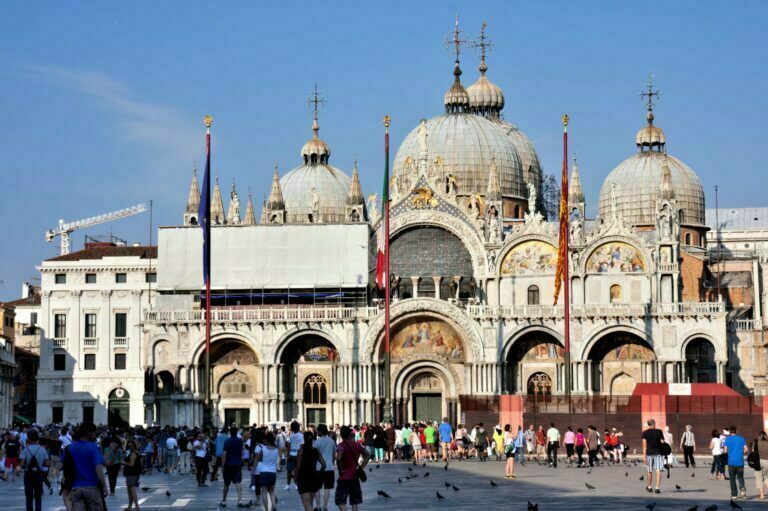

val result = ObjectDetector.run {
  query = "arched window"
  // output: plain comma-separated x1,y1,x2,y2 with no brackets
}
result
685,232,692,245
303,374,328,405
527,285,540,305
610,284,621,303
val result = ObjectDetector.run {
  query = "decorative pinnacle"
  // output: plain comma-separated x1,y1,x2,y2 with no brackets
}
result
204,115,213,128
444,15,469,74
562,114,569,130
383,114,390,133
640,74,660,123
473,22,493,73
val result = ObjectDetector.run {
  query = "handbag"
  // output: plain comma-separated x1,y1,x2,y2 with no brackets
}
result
748,441,761,470
660,442,672,457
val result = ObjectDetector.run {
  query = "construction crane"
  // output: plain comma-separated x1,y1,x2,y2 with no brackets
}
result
45,203,148,255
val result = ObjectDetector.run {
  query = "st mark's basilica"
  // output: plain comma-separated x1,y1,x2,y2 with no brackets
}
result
48,22,742,428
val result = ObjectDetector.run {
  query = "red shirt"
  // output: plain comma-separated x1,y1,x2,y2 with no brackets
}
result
337,439,365,481
535,431,546,446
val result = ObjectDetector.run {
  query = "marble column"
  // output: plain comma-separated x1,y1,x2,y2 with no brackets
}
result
432,276,442,299
410,276,421,299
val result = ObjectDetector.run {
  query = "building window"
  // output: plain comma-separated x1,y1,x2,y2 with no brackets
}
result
610,284,622,303
527,285,540,305
54,314,66,338
145,272,157,283
303,374,328,405
52,406,63,423
115,313,127,338
82,405,94,424
115,273,127,284
55,274,66,284
85,273,97,284
31,312,38,325
53,353,66,371
84,313,97,338
114,353,126,370
83,354,96,370
685,232,692,245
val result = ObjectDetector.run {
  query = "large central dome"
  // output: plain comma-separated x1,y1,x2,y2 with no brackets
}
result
392,113,525,198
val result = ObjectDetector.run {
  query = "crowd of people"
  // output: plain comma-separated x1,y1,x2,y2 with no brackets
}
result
1,417,768,511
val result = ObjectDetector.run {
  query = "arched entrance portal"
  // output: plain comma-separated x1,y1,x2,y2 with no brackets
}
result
395,367,451,425
527,372,553,397
279,335,339,424
505,330,564,394
108,388,130,427
587,332,656,395
685,338,717,383
198,339,260,427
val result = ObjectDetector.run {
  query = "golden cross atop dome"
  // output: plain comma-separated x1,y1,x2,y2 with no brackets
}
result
444,15,469,65
473,22,493,65
306,83,326,121
640,74,661,112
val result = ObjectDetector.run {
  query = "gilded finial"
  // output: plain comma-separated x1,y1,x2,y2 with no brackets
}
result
193,160,197,175
383,114,391,133
444,15,468,73
562,114,569,129
204,115,213,128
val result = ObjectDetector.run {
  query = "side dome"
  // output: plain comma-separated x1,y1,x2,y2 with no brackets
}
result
280,164,351,223
467,73,505,116
599,152,704,227
392,113,525,198
491,119,543,202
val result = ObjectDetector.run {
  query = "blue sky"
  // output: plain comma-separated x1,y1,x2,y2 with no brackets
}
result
1,1,766,300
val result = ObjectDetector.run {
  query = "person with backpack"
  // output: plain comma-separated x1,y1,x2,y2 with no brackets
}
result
335,425,370,511
21,429,50,511
178,432,191,475
123,440,142,511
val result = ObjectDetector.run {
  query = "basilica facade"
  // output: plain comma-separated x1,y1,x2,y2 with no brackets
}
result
136,27,739,429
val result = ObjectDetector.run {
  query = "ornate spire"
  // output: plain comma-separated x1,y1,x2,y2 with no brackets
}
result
568,156,585,204
267,162,285,210
475,22,492,75
347,160,364,205
243,188,256,225
443,15,470,113
227,178,241,224
185,162,200,214
211,173,225,224
659,160,675,200
486,157,501,201
636,75,666,152
301,84,331,164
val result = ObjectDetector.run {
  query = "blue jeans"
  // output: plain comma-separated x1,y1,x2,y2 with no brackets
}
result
515,446,525,464
729,465,745,497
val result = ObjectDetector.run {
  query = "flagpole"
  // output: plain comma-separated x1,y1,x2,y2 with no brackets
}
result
204,115,213,426
382,114,393,424
562,115,572,400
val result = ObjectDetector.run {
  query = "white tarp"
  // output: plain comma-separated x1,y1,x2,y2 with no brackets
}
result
158,224,369,290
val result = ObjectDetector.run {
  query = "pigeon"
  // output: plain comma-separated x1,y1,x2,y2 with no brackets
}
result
368,468,372,473
639,475,644,481
408,467,413,472
528,502,539,511
675,484,682,490
730,500,743,510
376,464,380,469
141,487,150,492
422,463,427,468
444,463,449,470
436,491,445,500
490,480,497,487
377,490,391,499
645,504,656,511
398,478,402,484
166,490,172,497
586,469,592,474
625,472,629,477
423,472,430,477
585,482,596,490
445,482,451,488
452,485,460,491
686,506,698,511
691,472,695,478
704,506,718,511
413,461,417,466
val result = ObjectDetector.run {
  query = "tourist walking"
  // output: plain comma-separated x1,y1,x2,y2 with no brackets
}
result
178,432,191,475
709,429,724,479
220,427,245,508
475,424,490,461
102,436,122,495
385,422,395,463
63,423,108,511
438,418,452,462
254,432,279,511
586,426,599,467
524,425,535,462
492,426,504,461
193,432,210,487
752,431,768,499
723,425,748,499
314,424,336,511
20,429,49,511
284,422,303,490
335,425,370,511
563,427,575,463
514,426,525,465
680,425,696,468
295,431,327,511
503,425,516,479
123,440,142,511
575,428,586,467
535,426,546,461
546,423,560,468
3,431,21,482
641,419,665,494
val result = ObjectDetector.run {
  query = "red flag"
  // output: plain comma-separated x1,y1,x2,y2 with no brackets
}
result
375,116,391,289
554,115,569,304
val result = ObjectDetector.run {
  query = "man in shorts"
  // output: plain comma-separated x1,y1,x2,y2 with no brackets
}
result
3,431,21,482
642,419,665,494
438,418,453,462
313,424,336,511
284,421,303,490
335,426,370,511
220,427,244,508
424,422,437,462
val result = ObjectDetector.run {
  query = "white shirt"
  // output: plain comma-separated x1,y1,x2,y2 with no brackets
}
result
60,434,72,449
711,437,723,455
314,436,335,472
166,437,178,450
257,445,279,474
547,428,560,443
193,440,207,458
288,432,304,457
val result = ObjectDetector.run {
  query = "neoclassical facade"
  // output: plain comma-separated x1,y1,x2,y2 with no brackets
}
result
136,25,740,429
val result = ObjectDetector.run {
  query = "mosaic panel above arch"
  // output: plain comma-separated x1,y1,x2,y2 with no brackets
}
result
388,318,466,363
501,240,558,276
585,242,646,273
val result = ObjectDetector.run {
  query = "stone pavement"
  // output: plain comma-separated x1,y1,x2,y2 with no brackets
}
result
2,457,764,510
